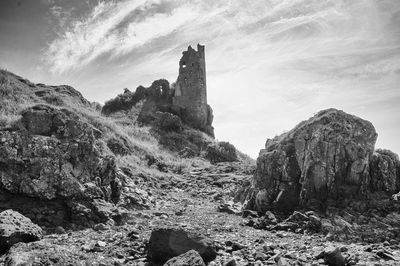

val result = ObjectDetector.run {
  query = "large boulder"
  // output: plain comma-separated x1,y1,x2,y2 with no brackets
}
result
249,109,381,212
0,210,42,254
0,105,122,226
147,227,217,265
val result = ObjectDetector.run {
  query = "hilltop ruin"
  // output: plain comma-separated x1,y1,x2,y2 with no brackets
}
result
102,44,214,137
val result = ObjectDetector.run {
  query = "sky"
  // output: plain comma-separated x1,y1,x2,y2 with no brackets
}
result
0,0,399,158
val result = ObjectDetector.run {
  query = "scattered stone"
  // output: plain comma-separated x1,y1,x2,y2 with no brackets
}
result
376,249,396,261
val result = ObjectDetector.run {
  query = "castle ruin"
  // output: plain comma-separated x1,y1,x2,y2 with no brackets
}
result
172,44,214,136
103,44,214,137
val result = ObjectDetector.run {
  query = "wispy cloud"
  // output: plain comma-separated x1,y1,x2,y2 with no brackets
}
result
46,0,158,72
45,0,218,72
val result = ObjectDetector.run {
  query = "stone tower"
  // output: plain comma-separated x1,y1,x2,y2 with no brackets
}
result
172,44,213,136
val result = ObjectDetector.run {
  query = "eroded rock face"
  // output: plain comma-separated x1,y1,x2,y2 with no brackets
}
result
370,149,400,194
0,210,42,254
0,105,122,226
249,109,382,212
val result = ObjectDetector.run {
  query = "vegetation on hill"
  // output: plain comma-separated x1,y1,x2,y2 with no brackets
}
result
0,69,253,179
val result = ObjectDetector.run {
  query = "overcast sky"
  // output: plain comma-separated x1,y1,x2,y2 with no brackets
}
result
1,0,399,158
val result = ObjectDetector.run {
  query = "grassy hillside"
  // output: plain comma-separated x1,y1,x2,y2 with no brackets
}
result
0,69,253,182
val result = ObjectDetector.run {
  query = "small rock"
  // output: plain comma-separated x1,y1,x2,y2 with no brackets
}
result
254,252,268,260
82,242,95,252
128,230,140,240
224,258,237,266
94,223,109,231
175,209,185,216
217,201,240,215
96,241,107,248
317,246,345,266
265,211,278,224
231,242,246,251
307,215,322,231
164,250,206,266
277,257,291,266
54,226,66,234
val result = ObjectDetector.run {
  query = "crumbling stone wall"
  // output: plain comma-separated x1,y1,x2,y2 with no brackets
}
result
172,44,214,137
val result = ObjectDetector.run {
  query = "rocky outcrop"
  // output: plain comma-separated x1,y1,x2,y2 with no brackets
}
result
147,227,217,265
370,149,400,194
0,105,123,226
243,109,400,213
0,210,42,254
34,85,91,107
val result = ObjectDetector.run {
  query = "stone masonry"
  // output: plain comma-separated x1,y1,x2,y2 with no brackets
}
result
172,44,214,137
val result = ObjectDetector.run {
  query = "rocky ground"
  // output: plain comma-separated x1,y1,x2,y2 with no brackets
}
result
1,162,399,266
1,69,400,266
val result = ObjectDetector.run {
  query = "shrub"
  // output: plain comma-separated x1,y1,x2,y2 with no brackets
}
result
154,111,183,132
205,141,238,163
102,89,135,115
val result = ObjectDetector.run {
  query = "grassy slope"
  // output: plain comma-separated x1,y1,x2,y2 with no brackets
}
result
0,69,214,181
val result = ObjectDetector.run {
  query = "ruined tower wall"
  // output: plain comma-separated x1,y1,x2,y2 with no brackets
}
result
172,44,212,134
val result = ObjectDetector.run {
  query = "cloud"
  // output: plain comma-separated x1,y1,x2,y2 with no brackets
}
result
46,0,159,72
41,0,400,157
45,0,222,73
